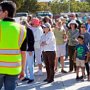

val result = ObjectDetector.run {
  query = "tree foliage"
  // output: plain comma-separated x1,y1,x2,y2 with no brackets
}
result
0,0,90,14
50,0,90,14
37,2,50,11
0,0,39,13
18,0,39,13
86,0,90,3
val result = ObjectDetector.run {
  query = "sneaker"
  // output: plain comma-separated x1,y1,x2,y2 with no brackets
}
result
76,76,80,80
37,70,43,76
22,78,29,82
81,78,84,81
48,80,54,83
79,76,83,79
79,76,84,81
68,70,73,72
27,79,34,84
61,69,67,73
43,79,48,82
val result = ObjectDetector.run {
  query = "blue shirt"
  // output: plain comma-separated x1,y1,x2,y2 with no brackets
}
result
76,44,89,60
82,32,90,46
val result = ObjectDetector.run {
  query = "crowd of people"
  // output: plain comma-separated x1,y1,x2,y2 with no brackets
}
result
20,11,90,83
0,1,90,90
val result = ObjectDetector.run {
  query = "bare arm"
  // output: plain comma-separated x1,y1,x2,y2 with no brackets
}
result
21,51,26,72
19,51,26,80
85,52,89,63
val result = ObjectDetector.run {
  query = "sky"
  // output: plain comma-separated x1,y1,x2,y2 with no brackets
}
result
38,0,52,2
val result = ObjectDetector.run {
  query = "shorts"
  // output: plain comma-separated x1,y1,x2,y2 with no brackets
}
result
76,58,85,67
56,44,66,57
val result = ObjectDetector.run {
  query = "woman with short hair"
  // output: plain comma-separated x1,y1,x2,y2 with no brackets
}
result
40,23,56,83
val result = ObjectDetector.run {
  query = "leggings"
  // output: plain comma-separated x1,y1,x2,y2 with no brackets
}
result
85,62,89,76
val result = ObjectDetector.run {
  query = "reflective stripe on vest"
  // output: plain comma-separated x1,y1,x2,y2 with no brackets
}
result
18,28,25,47
0,49,20,55
0,61,21,68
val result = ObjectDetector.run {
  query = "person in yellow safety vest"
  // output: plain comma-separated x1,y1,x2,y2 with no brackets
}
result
0,1,27,90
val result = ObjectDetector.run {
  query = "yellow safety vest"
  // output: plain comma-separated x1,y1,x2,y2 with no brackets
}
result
0,20,26,75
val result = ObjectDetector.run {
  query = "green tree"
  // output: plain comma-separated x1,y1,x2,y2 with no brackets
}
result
86,0,90,3
37,2,51,11
70,0,75,1
51,0,69,14
18,0,39,13
51,0,60,14
51,0,90,13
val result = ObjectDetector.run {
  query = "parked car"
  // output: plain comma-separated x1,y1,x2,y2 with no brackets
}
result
13,12,28,23
35,11,53,18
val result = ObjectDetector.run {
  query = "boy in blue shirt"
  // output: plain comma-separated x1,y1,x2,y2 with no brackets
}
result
74,35,89,81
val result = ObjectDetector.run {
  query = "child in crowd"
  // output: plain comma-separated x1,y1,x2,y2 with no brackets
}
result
74,35,89,81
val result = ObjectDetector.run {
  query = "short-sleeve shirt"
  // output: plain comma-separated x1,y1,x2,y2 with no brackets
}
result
53,26,66,45
67,29,79,46
76,44,89,60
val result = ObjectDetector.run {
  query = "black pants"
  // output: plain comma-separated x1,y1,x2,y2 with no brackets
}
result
68,45,76,71
85,62,89,76
43,51,56,81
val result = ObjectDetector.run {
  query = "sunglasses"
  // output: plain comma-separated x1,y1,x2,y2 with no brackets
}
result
80,26,86,28
31,23,34,26
70,16,74,17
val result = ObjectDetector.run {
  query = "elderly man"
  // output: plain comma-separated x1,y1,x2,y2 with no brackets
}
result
66,13,81,29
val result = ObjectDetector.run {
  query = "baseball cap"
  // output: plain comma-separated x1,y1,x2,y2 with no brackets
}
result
31,18,41,26
42,23,51,30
